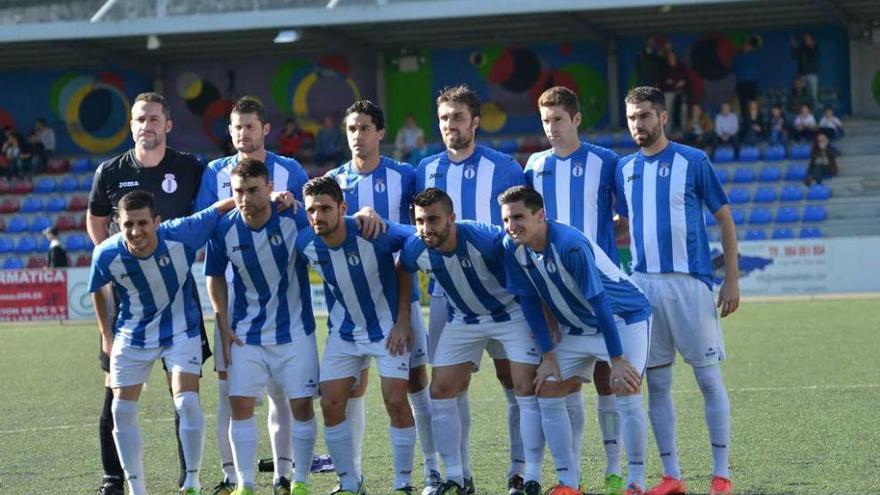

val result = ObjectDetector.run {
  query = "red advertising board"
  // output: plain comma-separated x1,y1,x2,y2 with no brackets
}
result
0,269,68,321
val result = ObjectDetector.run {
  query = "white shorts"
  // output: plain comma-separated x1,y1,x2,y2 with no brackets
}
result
321,334,411,384
110,335,202,388
556,318,651,383
427,291,507,364
433,311,540,369
227,339,320,399
632,272,725,368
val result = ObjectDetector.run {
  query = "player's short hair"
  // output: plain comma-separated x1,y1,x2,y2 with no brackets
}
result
230,157,269,182
437,84,481,119
303,176,344,204
624,86,665,112
538,86,580,118
231,96,268,125
344,100,385,131
497,186,544,213
412,187,454,215
119,190,157,217
134,92,171,119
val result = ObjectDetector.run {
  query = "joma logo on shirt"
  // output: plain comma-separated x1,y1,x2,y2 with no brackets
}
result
119,181,139,187
627,174,641,182
430,173,444,179
536,170,553,177
232,245,251,253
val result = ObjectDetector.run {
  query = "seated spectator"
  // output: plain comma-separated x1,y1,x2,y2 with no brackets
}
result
408,136,430,166
714,102,739,152
819,106,843,141
27,132,46,173
768,104,790,146
2,127,31,179
394,114,424,161
793,104,818,142
684,103,715,151
314,115,344,170
787,76,814,115
806,133,838,185
277,117,314,160
34,118,55,168
740,99,766,146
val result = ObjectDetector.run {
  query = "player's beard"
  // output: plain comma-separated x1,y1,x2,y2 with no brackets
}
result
421,222,450,249
137,133,163,151
443,125,475,151
633,124,662,149
314,215,340,237
236,138,263,155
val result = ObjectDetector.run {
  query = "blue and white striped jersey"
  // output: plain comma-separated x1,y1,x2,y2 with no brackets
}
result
416,145,524,225
204,205,315,346
399,221,516,325
503,221,651,335
525,142,620,264
325,156,416,224
88,206,221,348
615,142,728,288
295,218,414,343
195,151,309,210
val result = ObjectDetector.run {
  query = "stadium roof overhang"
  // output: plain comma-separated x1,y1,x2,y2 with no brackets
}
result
0,0,878,71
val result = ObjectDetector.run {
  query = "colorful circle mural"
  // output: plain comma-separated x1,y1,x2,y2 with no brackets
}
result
50,72,131,154
175,72,234,145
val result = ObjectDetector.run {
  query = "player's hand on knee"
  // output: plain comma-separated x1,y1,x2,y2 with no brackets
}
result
386,321,413,356
717,279,740,318
354,207,387,238
220,322,243,366
610,357,641,394
533,351,562,394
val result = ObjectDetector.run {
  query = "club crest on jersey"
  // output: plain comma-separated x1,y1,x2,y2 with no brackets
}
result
162,173,178,193
545,260,558,273
346,252,361,267
157,254,171,267
460,257,473,269
572,163,584,177
658,163,671,178
463,165,476,180
374,178,386,193
269,232,283,247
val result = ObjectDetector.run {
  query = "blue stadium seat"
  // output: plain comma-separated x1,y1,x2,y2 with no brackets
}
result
806,184,831,200
753,186,777,203
733,168,756,183
772,227,795,239
780,184,805,201
496,139,518,155
749,207,773,225
58,176,79,192
79,174,93,191
71,157,92,173
775,206,800,223
789,142,812,159
66,233,92,251
744,229,767,241
799,226,823,238
704,211,717,226
616,133,636,148
3,257,24,269
29,215,52,233
785,163,808,181
20,197,43,213
802,205,827,222
738,146,760,162
731,209,746,225
727,187,750,204
0,236,14,254
714,146,735,163
34,177,57,194
594,133,615,148
15,236,38,254
763,144,786,161
45,196,67,212
758,165,782,182
6,215,28,233
714,168,730,184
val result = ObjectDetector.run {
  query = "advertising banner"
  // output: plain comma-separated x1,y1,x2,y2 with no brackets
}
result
0,269,68,321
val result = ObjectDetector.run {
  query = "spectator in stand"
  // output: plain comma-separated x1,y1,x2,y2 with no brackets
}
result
637,36,666,86
791,32,819,104
684,103,715,152
2,126,31,180
787,76,814,115
659,49,689,133
314,115,344,174
277,117,315,161
732,36,761,117
44,226,69,268
768,104,790,146
806,133,838,186
819,106,843,140
793,104,818,142
34,118,55,157
27,132,47,174
394,114,424,161
740,100,766,146
714,102,740,153
408,135,430,166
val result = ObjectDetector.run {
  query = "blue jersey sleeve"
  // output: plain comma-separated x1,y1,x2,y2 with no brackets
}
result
194,166,219,211
695,155,729,214
502,238,538,297
163,205,222,251
523,153,540,188
398,235,423,274
203,233,228,277
289,161,309,202
502,156,526,190
375,221,417,253
614,159,629,218
87,244,114,293
519,294,554,353
562,240,605,301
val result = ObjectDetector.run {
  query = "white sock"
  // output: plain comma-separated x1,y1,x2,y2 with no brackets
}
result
565,391,585,474
325,421,359,491
346,395,366,480
267,381,293,482
597,394,622,476
216,380,237,483
456,392,473,480
174,392,205,490
694,365,731,478
408,387,440,478
515,395,544,483
538,397,578,488
292,416,317,484
647,366,681,479
111,399,147,495
504,388,525,478
617,394,648,488
390,426,417,489
431,397,463,484
230,417,258,487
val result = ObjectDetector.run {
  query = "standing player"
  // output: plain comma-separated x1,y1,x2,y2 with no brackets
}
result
399,188,551,495
616,87,738,495
89,191,236,495
194,96,310,495
415,85,526,494
525,86,625,495
205,159,318,495
296,176,417,495
325,100,438,493
87,91,208,495
499,186,653,495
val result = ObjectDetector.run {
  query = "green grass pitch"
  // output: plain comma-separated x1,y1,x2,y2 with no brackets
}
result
1,298,878,494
